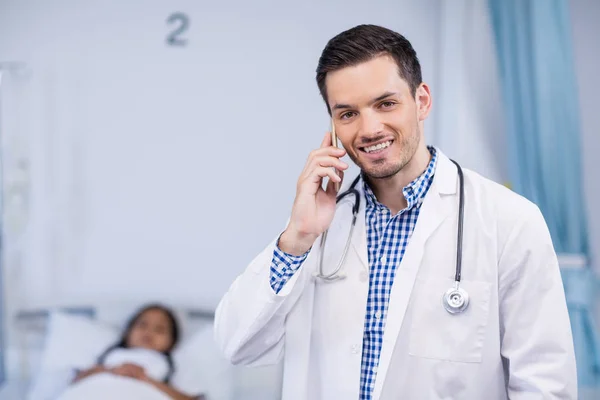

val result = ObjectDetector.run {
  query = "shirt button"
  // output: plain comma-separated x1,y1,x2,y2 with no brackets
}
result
373,366,378,373
374,311,382,319
380,256,387,264
359,271,368,282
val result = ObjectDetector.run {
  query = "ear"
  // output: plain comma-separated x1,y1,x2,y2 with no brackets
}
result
416,83,432,121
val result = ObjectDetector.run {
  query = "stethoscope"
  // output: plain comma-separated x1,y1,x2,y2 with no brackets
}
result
314,160,469,315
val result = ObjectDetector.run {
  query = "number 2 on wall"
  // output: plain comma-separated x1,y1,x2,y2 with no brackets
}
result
166,12,189,46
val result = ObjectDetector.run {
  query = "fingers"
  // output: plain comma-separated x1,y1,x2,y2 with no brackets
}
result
320,131,332,148
302,149,347,173
326,169,344,196
315,155,348,171
300,155,346,183
308,166,343,185
308,132,346,171
111,364,144,378
127,366,144,376
317,130,345,153
297,132,349,194
308,145,346,163
130,370,145,379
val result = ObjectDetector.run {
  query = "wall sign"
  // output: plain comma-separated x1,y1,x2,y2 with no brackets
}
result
166,12,190,47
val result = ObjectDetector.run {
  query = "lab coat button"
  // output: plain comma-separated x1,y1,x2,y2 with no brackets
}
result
351,345,359,354
373,366,378,373
359,271,368,282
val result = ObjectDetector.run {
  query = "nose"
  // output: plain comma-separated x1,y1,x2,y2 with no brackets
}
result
359,110,385,138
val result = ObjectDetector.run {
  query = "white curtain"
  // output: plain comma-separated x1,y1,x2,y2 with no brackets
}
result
432,0,507,186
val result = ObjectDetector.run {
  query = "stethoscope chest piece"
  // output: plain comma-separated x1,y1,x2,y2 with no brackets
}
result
443,284,470,314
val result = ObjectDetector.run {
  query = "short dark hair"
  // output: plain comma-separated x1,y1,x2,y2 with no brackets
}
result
316,24,422,113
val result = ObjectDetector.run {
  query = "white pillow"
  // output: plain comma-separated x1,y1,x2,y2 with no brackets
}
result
28,311,120,400
170,323,234,399
39,311,119,372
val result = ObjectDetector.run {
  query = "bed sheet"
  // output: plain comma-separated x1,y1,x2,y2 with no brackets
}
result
56,373,170,400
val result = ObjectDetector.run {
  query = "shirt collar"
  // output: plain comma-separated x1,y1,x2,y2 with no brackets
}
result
363,146,438,212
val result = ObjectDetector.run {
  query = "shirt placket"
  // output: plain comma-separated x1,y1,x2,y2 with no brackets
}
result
369,207,392,330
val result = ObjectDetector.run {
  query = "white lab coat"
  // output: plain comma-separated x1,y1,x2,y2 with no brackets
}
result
214,150,577,399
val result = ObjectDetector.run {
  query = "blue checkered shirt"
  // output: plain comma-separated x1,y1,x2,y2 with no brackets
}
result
269,147,438,399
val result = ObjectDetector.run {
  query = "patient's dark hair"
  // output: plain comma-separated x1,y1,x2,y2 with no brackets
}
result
316,24,422,113
97,303,180,383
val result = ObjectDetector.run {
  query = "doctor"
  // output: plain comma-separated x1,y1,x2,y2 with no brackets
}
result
214,24,577,399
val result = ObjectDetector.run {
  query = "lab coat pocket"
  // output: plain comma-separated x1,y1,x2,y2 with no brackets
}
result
408,277,491,363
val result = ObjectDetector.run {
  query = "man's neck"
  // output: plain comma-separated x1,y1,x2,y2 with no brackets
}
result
368,145,432,214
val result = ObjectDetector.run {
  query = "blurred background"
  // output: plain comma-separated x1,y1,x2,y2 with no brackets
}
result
0,0,598,398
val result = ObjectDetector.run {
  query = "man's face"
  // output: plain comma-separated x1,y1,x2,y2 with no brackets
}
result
325,55,431,180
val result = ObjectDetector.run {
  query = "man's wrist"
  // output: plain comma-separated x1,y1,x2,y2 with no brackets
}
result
278,228,316,256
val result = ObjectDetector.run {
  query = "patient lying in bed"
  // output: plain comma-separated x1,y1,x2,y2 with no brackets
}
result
57,304,205,400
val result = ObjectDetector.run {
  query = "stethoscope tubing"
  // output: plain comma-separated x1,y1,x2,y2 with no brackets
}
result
315,161,469,314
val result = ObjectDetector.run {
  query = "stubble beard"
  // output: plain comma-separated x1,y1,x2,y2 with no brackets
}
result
353,125,421,181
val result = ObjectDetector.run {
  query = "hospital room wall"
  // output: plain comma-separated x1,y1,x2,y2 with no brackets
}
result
0,0,447,312
0,0,597,317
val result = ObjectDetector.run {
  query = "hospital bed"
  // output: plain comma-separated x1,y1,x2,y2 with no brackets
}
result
4,306,598,399
0,305,283,400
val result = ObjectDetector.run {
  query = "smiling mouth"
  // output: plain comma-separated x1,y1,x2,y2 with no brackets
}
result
360,140,393,154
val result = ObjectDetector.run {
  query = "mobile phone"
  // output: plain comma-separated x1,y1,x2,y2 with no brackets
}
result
331,120,341,191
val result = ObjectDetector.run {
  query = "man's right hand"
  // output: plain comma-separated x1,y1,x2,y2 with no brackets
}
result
278,132,348,256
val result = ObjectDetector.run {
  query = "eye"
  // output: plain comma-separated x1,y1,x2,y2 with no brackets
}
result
380,101,396,109
340,111,356,120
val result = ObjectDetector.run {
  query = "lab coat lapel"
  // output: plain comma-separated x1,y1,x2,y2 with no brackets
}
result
350,181,369,270
372,152,459,400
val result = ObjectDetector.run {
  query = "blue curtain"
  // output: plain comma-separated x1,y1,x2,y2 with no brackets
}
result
488,0,600,388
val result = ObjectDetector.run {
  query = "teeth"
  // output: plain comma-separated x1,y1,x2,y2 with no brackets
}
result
364,141,392,153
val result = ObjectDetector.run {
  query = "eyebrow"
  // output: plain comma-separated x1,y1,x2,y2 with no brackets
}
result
332,91,398,111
